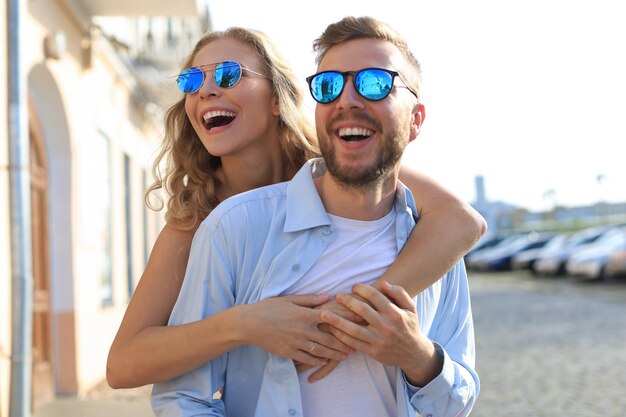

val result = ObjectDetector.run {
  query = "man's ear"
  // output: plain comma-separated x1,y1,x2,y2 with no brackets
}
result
409,103,426,142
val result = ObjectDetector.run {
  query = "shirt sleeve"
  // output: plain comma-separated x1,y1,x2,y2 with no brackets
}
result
151,221,234,417
404,259,480,417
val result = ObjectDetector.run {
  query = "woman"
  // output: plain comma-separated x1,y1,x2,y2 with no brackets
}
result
106,27,486,389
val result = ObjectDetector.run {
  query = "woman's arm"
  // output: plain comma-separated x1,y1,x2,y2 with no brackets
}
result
374,164,487,295
106,223,350,389
106,223,202,388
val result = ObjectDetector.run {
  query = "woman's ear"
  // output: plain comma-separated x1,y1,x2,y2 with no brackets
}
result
271,93,281,117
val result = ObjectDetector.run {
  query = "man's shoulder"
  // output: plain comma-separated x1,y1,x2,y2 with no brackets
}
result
395,180,419,220
203,181,290,227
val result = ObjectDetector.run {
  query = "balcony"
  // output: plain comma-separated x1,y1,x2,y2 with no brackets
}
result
69,0,202,17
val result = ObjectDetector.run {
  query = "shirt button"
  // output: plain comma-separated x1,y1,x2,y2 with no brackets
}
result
323,228,331,235
416,394,424,399
291,264,300,271
426,414,433,417
288,409,296,416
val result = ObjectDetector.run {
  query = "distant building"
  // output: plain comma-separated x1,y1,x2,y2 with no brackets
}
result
472,175,517,239
1,1,207,415
474,175,487,207
471,176,626,238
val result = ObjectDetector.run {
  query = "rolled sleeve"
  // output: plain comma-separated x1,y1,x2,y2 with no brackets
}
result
404,342,475,417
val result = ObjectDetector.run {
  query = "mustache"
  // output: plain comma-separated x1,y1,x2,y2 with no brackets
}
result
327,111,381,132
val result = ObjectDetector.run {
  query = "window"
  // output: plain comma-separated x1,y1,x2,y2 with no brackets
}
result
90,131,113,307
124,154,133,300
142,169,149,266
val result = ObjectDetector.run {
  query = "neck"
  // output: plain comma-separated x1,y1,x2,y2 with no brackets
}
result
217,152,287,201
314,167,399,221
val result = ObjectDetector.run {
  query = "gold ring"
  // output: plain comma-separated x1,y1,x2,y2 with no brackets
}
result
308,342,318,353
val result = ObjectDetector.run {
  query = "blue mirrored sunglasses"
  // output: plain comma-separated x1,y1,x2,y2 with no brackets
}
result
176,61,267,94
306,68,418,104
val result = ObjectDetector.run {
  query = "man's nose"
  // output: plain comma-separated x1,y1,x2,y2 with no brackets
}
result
335,76,365,110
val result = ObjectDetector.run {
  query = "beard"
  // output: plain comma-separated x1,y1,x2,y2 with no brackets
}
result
318,113,409,189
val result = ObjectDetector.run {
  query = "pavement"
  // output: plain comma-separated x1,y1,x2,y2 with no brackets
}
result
468,272,626,417
33,382,153,417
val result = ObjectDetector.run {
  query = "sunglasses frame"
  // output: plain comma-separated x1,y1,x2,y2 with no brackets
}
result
176,61,268,94
306,68,418,104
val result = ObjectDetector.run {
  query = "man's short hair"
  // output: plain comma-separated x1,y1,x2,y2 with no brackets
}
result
312,16,422,100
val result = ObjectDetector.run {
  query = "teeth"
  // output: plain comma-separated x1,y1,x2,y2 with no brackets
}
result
203,110,235,122
338,127,373,137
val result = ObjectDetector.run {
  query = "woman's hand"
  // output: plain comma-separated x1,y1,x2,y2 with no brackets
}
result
240,294,354,367
297,296,365,382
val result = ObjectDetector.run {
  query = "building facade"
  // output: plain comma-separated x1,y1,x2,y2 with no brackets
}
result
1,1,205,415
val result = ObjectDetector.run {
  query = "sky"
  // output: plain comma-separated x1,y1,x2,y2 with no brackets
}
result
205,0,626,212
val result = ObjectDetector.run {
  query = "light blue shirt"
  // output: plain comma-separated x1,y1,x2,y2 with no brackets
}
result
152,159,479,417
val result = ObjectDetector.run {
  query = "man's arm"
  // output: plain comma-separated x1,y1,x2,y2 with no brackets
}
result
151,222,233,417
320,261,479,417
404,261,479,417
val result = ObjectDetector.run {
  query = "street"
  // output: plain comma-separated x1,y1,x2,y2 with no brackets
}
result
35,271,626,417
469,271,626,417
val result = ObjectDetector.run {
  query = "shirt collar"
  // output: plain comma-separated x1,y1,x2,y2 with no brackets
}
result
284,158,332,233
394,178,418,220
284,158,418,232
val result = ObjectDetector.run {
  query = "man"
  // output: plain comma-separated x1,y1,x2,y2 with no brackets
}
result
152,16,479,417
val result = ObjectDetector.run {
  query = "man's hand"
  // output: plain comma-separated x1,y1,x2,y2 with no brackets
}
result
296,297,360,382
320,280,443,387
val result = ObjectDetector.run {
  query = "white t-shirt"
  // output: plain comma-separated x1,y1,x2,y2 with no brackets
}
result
285,208,399,417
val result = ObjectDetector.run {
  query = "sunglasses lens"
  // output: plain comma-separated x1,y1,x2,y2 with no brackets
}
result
214,62,242,88
355,69,394,101
177,67,204,94
309,72,344,103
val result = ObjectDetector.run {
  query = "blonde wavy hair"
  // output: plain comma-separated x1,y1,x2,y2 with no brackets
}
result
313,16,422,100
146,27,319,231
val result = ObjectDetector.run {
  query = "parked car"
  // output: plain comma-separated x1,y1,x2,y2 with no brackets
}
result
465,234,522,270
565,226,626,280
534,226,613,276
466,235,508,257
469,232,555,272
511,233,568,273
605,243,626,279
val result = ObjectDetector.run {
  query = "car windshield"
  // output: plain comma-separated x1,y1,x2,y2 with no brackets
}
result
565,228,608,247
545,234,568,249
595,230,626,249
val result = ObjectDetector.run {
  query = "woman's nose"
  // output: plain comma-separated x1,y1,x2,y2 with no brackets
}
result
197,72,221,99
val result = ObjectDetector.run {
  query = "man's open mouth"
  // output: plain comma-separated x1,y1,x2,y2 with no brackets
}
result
338,127,374,142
